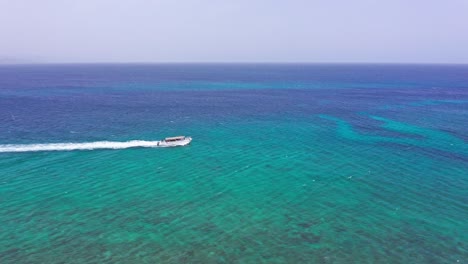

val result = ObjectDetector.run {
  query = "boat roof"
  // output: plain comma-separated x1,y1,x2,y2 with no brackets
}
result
164,136,185,141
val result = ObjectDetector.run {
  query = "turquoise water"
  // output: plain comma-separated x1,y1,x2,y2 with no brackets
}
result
0,64,467,263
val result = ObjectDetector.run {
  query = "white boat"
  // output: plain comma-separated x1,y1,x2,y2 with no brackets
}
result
158,136,192,147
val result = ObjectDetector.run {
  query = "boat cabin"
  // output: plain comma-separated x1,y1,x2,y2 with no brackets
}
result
164,136,186,142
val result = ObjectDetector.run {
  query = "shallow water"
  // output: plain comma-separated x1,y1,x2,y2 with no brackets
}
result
0,64,467,263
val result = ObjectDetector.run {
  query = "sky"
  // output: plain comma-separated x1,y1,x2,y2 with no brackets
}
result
0,0,467,64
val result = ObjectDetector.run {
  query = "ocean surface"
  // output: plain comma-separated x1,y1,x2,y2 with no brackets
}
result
0,64,467,263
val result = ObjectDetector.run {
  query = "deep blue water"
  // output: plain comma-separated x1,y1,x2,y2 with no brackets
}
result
0,64,467,263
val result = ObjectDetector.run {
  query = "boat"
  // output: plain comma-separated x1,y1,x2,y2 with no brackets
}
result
158,136,192,147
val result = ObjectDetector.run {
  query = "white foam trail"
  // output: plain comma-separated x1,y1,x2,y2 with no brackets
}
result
0,140,163,153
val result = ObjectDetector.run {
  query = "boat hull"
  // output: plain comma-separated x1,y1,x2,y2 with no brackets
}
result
158,137,192,147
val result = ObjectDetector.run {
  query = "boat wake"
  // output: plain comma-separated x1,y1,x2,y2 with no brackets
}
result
0,140,163,153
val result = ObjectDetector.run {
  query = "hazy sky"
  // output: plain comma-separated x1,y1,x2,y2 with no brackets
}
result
1,0,467,63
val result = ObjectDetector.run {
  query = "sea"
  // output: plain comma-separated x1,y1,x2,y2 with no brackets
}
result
0,64,467,263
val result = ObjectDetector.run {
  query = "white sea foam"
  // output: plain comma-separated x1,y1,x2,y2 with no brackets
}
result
0,140,163,153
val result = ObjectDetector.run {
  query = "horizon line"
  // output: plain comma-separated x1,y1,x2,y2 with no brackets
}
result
1,61,468,66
